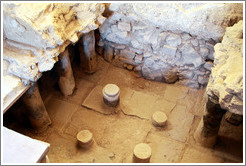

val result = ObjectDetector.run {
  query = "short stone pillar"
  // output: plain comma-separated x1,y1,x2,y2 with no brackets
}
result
133,143,152,163
152,111,167,127
194,95,226,147
103,84,120,107
103,44,114,62
79,31,97,74
77,130,94,149
58,48,75,96
22,82,51,132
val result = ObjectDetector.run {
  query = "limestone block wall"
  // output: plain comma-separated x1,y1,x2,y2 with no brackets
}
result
98,3,243,88
207,20,243,115
3,3,106,83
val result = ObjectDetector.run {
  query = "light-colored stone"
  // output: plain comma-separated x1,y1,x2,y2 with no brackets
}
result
134,54,143,64
105,29,131,45
200,47,210,59
152,111,167,127
3,47,41,82
152,70,163,82
103,45,114,62
133,26,158,45
161,67,178,83
3,59,31,113
179,70,194,80
198,75,209,85
191,39,199,47
98,3,242,89
109,43,126,50
77,130,94,148
129,47,143,55
165,33,181,47
82,85,120,115
179,43,205,67
127,3,243,41
206,20,243,115
118,22,131,31
181,33,192,40
3,3,106,82
133,143,151,163
131,39,144,50
58,48,75,96
143,52,152,58
162,45,177,56
203,61,213,71
79,31,97,74
142,66,155,80
119,48,136,59
103,84,120,97
179,79,200,89
103,84,120,107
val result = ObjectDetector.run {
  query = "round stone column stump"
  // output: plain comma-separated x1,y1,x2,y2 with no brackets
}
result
133,143,152,163
152,111,167,127
103,84,120,107
77,130,94,149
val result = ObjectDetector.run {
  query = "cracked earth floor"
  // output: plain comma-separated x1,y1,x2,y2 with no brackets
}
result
4,56,243,163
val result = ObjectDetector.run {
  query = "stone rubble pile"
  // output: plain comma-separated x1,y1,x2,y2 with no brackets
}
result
3,3,106,83
98,3,243,88
207,20,243,115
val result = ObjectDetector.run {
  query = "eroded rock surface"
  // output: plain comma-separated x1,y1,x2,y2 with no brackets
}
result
3,3,106,82
206,20,243,115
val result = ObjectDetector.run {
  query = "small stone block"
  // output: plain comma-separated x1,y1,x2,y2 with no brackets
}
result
162,45,177,56
103,84,119,96
152,111,167,127
133,143,152,163
77,130,94,149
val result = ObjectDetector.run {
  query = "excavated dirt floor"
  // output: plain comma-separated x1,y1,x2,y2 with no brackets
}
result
3,57,243,163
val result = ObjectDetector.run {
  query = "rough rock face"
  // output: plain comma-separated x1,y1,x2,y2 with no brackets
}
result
3,3,106,82
206,20,243,115
108,3,243,41
98,3,242,88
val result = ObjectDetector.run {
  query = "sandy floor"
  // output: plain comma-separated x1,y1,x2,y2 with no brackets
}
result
3,56,243,163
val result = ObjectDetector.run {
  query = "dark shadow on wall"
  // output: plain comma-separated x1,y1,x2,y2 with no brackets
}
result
102,3,113,18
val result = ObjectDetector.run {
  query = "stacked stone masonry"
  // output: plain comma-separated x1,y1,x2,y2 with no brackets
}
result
3,3,243,89
98,3,243,89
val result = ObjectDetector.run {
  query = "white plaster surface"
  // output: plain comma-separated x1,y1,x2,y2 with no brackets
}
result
3,126,50,163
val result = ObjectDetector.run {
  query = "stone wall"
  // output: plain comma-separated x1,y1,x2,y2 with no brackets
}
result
3,3,106,83
98,3,243,88
207,20,243,115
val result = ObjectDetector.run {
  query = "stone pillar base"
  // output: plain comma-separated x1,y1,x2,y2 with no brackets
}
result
194,118,217,148
58,48,75,96
194,95,226,148
22,83,51,132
